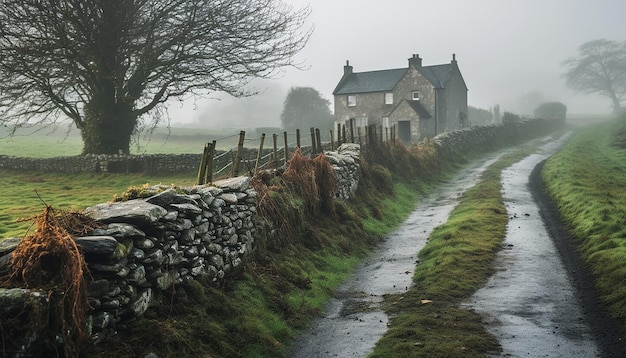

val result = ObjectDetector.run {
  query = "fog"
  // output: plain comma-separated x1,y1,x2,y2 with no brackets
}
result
168,0,626,128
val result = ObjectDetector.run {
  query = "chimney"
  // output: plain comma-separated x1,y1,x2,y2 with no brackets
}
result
344,60,353,75
451,53,457,64
408,54,422,68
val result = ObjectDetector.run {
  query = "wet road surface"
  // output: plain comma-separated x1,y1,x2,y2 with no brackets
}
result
289,134,619,358
466,135,601,357
288,151,508,357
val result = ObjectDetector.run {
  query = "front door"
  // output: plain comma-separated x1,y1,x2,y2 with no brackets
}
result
398,120,411,144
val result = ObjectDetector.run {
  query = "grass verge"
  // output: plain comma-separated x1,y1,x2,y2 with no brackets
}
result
542,115,626,321
370,146,538,358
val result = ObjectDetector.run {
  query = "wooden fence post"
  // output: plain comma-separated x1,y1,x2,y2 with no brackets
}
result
296,129,301,148
205,141,215,184
379,125,383,144
336,122,341,146
254,133,265,174
283,131,289,165
357,127,362,146
330,130,334,151
315,128,321,154
272,134,278,168
342,124,346,144
197,143,209,185
310,127,316,154
232,131,245,177
349,118,355,143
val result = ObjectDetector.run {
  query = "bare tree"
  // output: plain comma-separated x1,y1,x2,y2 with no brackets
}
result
562,39,626,114
0,0,311,154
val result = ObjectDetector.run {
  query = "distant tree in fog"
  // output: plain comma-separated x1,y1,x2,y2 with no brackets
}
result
533,102,567,121
0,1,311,154
562,39,626,114
280,87,333,132
502,111,521,124
468,106,493,126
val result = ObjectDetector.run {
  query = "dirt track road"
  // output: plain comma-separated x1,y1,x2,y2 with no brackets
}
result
289,135,626,357
288,150,507,357
468,137,626,357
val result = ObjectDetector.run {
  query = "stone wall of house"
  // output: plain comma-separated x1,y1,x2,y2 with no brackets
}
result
0,119,562,356
443,63,469,132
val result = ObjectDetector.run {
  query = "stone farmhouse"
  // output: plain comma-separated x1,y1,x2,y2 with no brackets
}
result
332,53,468,143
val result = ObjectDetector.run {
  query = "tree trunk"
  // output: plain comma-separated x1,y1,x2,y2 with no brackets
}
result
612,96,622,114
81,98,136,155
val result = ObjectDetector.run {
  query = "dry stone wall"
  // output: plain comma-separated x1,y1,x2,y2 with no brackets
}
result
0,144,363,356
81,176,258,341
0,153,202,173
0,119,562,356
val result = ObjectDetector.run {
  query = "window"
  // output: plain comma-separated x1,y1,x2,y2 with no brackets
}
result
411,91,420,101
347,95,356,107
384,92,393,104
382,116,390,128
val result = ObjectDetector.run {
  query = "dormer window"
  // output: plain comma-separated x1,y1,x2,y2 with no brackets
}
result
384,92,393,104
411,91,420,101
347,95,356,107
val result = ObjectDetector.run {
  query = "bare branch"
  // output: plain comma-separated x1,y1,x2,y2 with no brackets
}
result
0,0,312,153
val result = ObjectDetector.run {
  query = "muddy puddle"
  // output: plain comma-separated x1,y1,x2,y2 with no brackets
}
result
288,150,510,357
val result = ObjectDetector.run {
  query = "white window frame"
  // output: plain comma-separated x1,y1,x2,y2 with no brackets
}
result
382,116,390,128
384,92,393,105
411,91,420,100
347,95,356,107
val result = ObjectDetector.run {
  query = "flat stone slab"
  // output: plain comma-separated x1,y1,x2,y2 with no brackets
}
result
84,200,167,223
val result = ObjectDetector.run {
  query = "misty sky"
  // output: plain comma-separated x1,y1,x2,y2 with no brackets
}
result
169,0,626,128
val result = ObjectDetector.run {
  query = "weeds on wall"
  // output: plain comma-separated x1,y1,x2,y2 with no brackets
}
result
252,148,338,250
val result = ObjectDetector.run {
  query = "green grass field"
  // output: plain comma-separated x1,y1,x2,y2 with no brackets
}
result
0,170,198,238
0,124,271,157
0,125,273,239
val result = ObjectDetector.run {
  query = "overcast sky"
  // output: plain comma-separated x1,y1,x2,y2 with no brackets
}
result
169,0,626,128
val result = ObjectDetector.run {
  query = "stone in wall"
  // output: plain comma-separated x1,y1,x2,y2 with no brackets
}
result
325,143,361,201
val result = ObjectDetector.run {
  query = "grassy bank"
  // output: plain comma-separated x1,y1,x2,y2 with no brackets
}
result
542,115,626,321
369,146,538,357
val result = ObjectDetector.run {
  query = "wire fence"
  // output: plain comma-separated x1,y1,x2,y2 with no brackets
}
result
196,122,398,184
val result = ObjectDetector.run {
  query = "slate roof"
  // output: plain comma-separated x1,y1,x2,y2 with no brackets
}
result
406,100,432,118
418,64,453,89
389,99,432,119
333,68,407,95
333,63,456,95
